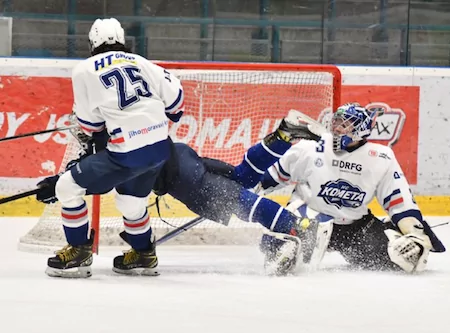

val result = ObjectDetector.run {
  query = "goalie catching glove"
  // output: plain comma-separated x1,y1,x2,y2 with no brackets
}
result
385,217,442,273
264,109,326,145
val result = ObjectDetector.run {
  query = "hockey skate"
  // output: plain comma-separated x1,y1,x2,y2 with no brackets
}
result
265,109,324,145
262,217,311,276
112,231,159,276
45,230,94,278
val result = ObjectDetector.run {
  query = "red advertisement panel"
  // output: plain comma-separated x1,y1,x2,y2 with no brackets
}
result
0,77,73,177
0,75,419,186
342,86,420,184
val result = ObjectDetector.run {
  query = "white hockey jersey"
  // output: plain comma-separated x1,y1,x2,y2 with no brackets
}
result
266,133,421,225
72,51,184,166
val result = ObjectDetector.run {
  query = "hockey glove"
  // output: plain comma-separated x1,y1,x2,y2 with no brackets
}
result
278,109,325,143
385,217,432,273
167,111,183,123
36,174,60,204
66,129,110,171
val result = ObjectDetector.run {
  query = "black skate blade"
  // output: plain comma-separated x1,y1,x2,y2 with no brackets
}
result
45,266,92,279
112,267,160,276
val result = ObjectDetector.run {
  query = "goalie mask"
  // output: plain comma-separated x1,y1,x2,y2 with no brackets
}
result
331,103,374,152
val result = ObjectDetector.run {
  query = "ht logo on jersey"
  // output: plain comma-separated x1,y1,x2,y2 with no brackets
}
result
318,179,366,209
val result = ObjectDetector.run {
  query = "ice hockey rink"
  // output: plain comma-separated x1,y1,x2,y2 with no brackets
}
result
0,217,449,333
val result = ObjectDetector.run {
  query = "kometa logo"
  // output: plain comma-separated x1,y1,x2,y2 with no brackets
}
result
318,179,366,209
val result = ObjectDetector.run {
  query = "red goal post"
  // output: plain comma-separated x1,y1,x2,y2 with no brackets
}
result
19,62,341,252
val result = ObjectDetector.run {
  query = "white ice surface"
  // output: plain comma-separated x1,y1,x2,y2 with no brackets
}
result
0,217,449,333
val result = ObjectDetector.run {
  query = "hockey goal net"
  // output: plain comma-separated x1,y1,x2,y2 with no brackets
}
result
19,62,341,251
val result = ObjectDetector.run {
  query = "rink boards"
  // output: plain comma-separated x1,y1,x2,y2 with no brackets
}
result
2,193,450,217
2,59,450,217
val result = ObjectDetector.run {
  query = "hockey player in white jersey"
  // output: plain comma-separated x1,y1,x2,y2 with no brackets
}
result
36,18,185,278
256,104,445,275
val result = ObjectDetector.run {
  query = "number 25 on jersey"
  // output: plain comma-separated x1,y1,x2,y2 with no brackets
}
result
100,65,152,110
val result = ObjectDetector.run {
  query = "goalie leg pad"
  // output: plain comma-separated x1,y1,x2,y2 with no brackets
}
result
259,200,334,275
305,220,333,270
286,199,334,270
261,232,302,276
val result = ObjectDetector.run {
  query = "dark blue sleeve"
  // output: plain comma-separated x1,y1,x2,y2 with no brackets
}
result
261,170,280,189
232,139,291,189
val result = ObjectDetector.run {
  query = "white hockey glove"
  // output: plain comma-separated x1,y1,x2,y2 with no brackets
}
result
276,109,326,143
384,217,432,273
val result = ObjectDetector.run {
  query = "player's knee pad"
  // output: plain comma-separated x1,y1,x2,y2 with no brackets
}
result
55,171,87,208
115,193,148,220
286,199,334,269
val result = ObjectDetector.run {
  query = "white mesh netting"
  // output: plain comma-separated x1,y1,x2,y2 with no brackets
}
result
19,66,339,250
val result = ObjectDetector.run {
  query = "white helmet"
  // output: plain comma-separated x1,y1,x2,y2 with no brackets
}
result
88,18,125,53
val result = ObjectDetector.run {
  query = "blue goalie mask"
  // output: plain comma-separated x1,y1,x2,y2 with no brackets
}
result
331,103,374,152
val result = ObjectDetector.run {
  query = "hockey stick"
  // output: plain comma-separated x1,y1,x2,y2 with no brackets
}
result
118,216,206,247
0,125,77,143
0,188,40,205
156,216,206,245
431,221,449,229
